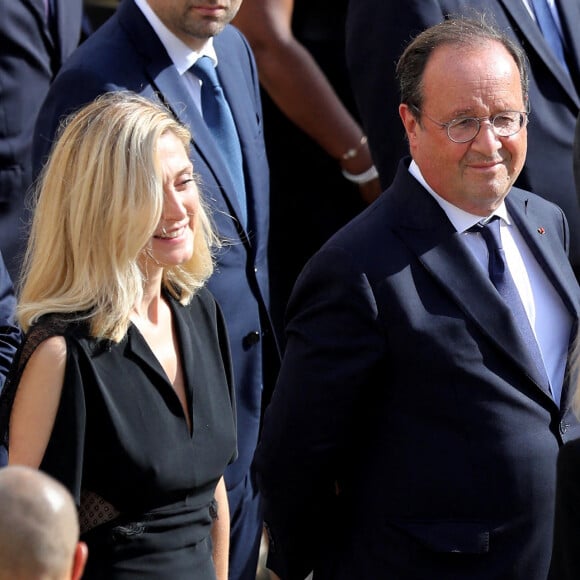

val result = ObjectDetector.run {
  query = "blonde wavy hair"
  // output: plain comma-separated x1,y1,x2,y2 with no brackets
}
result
18,91,220,342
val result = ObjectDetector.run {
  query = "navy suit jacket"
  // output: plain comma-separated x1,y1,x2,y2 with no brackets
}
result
0,0,83,282
346,0,580,276
33,0,279,488
254,158,580,579
0,252,20,391
0,251,21,466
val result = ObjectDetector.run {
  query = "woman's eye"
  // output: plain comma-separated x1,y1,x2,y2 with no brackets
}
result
178,175,195,187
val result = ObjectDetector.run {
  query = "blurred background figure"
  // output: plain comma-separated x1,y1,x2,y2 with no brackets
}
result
0,250,20,390
0,250,21,467
233,0,381,341
346,0,580,279
0,465,87,580
0,0,84,283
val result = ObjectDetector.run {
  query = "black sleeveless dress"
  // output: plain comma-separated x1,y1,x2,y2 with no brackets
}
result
0,286,237,579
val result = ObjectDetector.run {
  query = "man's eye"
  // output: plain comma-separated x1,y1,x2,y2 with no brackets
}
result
452,118,476,129
494,115,515,127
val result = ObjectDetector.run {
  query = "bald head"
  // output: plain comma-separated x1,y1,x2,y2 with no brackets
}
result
0,466,85,580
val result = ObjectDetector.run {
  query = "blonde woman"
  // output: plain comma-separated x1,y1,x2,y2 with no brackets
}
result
0,91,236,580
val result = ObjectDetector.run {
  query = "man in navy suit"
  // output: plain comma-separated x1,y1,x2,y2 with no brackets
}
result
32,1,279,578
0,0,84,283
346,0,580,280
0,251,21,467
254,17,580,580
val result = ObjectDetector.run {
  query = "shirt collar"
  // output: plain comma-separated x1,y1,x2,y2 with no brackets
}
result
408,159,511,233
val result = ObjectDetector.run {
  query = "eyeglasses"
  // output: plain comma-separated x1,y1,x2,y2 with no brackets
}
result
411,107,529,143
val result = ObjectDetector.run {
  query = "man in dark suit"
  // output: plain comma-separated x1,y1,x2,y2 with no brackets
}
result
254,17,580,580
346,0,580,280
0,251,21,467
0,0,84,282
32,1,279,578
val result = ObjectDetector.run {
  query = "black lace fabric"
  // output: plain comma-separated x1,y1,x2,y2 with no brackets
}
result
0,314,121,533
0,314,71,449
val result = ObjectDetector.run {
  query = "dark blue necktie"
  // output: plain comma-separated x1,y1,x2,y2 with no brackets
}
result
530,0,569,73
192,56,247,228
472,217,552,395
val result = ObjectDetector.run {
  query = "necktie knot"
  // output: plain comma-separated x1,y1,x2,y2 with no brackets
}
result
470,216,505,284
192,56,220,90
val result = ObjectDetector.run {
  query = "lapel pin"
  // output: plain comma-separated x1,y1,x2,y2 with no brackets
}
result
537,227,545,235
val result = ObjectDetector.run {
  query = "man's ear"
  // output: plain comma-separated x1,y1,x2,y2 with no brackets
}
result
399,103,419,144
71,541,88,580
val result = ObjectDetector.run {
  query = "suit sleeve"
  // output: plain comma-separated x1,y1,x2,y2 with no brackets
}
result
0,252,21,391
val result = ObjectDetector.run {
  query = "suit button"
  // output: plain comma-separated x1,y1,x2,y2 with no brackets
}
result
560,422,569,435
243,331,261,348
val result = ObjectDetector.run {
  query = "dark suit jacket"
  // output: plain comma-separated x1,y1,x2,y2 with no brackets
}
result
0,0,83,282
0,252,20,391
550,436,580,579
574,111,580,195
254,158,580,579
0,251,21,467
345,0,580,276
32,0,279,488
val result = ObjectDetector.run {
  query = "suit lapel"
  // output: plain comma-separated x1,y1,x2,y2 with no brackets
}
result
501,0,579,103
29,0,56,58
506,192,580,409
214,36,259,230
53,0,82,66
506,192,579,314
215,45,254,167
553,0,580,103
